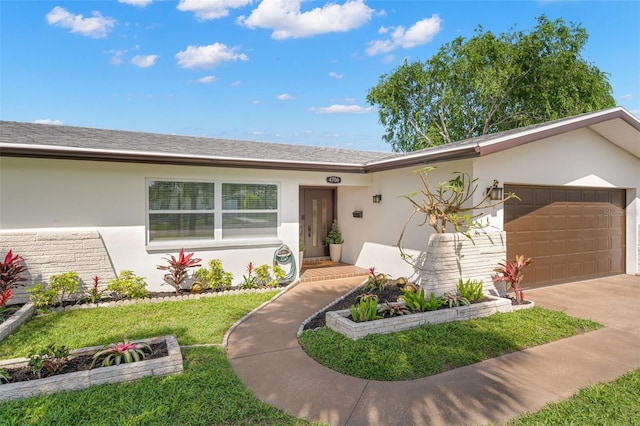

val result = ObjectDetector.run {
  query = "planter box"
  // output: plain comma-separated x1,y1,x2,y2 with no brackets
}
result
0,335,183,403
326,296,513,340
0,303,35,344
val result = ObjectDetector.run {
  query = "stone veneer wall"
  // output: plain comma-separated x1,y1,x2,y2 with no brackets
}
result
419,231,506,297
0,230,116,304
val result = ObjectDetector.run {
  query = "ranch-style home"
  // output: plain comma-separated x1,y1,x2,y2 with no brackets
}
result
1,107,639,302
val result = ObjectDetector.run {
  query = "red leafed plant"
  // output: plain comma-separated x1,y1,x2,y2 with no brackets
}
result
493,255,533,304
0,289,12,308
0,250,27,305
157,249,202,294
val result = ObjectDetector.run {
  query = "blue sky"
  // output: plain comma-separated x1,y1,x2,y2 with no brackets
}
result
1,0,638,152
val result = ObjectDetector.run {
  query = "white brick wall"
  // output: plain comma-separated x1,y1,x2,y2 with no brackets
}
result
419,231,506,297
0,230,116,304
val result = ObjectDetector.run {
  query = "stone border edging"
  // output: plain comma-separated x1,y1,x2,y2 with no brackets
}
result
0,335,183,403
0,303,35,344
326,296,532,340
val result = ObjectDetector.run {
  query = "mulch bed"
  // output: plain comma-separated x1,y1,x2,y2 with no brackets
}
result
303,284,405,331
2,341,168,384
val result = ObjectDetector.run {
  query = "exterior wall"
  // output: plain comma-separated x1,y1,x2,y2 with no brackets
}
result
0,156,372,293
473,127,640,275
0,230,116,304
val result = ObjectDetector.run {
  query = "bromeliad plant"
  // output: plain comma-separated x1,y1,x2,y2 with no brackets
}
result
493,255,534,304
402,288,442,312
457,278,484,303
241,262,258,289
440,292,470,308
91,340,152,368
81,276,109,304
349,294,382,322
158,248,202,294
0,250,27,307
364,267,388,292
378,301,411,318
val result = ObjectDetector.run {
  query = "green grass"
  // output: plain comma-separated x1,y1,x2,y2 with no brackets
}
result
299,307,600,381
0,291,278,358
508,368,640,426
0,346,314,425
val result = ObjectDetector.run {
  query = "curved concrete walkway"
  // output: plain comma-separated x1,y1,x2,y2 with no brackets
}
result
227,275,640,425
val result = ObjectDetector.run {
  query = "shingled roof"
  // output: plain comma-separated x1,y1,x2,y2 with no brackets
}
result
1,107,638,173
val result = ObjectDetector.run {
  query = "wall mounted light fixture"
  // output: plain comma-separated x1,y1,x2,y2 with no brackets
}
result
372,194,382,203
486,180,503,201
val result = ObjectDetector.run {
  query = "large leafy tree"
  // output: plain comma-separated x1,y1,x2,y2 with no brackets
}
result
366,15,615,152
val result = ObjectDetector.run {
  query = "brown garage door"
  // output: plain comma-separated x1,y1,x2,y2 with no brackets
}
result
504,185,625,288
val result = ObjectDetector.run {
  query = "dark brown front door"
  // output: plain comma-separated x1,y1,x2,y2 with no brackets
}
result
504,185,626,288
300,188,335,258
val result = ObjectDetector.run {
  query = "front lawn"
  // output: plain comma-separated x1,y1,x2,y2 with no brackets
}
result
509,368,640,425
299,307,600,381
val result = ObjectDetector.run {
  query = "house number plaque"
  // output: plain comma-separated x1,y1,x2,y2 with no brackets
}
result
326,176,341,184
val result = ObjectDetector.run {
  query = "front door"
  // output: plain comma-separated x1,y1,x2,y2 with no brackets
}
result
300,188,335,258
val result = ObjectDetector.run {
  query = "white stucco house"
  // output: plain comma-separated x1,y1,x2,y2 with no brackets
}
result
1,107,639,301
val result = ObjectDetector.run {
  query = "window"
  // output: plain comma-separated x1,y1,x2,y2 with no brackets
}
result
148,181,215,242
147,180,278,244
222,183,278,239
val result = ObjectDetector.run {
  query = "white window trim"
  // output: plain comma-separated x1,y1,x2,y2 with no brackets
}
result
145,178,281,250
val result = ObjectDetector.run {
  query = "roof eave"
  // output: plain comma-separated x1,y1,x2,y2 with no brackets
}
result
0,145,367,173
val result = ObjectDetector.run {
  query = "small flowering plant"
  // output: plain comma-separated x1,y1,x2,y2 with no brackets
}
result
364,267,388,292
81,276,109,304
157,248,202,294
241,262,258,289
91,340,152,368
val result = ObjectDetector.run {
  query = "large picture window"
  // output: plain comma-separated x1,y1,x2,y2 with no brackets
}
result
148,181,215,242
222,183,278,239
147,180,278,244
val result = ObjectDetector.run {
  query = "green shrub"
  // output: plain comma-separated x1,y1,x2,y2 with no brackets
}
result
27,283,58,308
49,271,80,304
107,270,149,299
194,259,234,291
254,263,286,288
457,278,484,303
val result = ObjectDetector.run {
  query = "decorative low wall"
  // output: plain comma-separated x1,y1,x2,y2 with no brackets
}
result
0,230,117,304
0,303,35,343
419,231,506,297
326,296,513,340
0,335,183,402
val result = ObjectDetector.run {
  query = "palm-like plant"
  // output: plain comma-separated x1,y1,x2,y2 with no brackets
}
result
91,340,152,368
157,248,202,293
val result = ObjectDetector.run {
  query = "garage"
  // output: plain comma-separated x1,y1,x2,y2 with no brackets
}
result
504,185,626,288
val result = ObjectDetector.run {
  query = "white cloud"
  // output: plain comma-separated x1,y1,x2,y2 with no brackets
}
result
252,100,260,105
328,71,344,79
197,75,216,83
230,80,242,86
366,14,442,56
118,0,153,7
277,93,294,100
34,119,64,125
619,94,633,101
175,43,248,69
108,49,127,65
178,0,252,20
239,0,374,39
131,54,158,68
310,104,373,114
46,6,115,39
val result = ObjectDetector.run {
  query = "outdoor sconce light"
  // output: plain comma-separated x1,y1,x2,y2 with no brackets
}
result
372,194,382,203
487,180,503,201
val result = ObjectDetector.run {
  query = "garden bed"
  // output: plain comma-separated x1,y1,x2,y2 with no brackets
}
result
0,335,183,403
326,296,533,340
